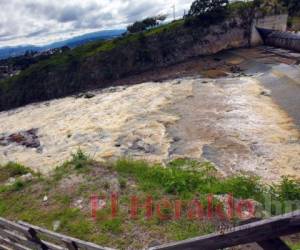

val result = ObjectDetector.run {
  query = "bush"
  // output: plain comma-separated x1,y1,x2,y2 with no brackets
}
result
127,15,167,33
70,149,90,169
219,175,264,200
228,1,255,15
272,177,300,201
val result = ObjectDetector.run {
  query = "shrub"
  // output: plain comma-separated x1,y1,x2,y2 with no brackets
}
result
272,177,300,201
219,175,264,200
70,149,90,169
127,15,167,33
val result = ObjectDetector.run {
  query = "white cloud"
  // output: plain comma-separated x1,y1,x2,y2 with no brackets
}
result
0,0,193,47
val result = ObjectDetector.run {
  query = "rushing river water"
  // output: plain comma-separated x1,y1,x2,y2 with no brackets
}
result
0,47,299,182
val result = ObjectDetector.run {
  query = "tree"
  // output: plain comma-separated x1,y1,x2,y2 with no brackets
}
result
127,15,168,33
257,0,285,15
127,21,147,33
188,0,229,17
280,0,300,15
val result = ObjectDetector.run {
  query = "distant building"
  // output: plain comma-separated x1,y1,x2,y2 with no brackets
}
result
0,66,9,74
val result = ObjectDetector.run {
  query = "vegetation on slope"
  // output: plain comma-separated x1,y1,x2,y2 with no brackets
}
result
280,0,300,16
0,0,260,112
0,0,291,112
0,151,300,248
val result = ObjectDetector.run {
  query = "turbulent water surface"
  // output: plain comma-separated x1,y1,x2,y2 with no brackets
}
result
0,47,300,182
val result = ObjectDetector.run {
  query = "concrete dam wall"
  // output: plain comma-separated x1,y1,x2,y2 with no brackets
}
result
250,14,288,46
250,14,300,52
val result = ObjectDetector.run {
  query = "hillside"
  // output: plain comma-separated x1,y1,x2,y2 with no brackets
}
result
0,29,125,59
0,4,253,112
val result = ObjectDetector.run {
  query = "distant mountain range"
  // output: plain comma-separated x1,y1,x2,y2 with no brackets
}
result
0,29,125,59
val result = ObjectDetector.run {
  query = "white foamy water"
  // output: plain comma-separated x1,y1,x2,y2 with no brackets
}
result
0,80,192,173
0,76,299,182
219,77,300,181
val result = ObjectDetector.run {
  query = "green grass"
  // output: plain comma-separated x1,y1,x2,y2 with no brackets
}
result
273,177,300,201
0,162,31,182
50,149,92,183
112,158,300,217
287,241,300,250
145,19,185,36
1,155,300,248
102,218,123,234
0,180,25,193
167,219,215,241
113,158,264,200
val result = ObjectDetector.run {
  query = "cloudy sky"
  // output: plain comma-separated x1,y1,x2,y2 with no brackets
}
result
0,0,193,47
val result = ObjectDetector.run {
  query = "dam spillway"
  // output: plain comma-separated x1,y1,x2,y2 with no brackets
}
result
258,28,300,52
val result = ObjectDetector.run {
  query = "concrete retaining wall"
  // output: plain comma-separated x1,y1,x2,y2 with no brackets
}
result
251,14,288,46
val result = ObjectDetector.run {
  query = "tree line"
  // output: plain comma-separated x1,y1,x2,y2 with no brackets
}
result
126,0,300,34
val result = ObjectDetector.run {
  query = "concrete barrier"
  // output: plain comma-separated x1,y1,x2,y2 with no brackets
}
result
251,14,288,46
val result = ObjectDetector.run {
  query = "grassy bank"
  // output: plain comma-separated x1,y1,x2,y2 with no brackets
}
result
0,150,300,249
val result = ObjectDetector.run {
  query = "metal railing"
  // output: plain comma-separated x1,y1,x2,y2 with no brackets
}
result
1,210,300,250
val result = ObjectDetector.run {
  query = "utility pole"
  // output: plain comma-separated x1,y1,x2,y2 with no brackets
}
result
172,4,176,21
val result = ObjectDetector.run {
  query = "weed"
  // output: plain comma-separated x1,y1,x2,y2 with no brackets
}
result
119,178,127,189
0,162,31,182
54,194,72,206
273,177,300,201
71,149,90,170
168,219,215,241
102,218,123,234
0,180,26,193
103,181,110,190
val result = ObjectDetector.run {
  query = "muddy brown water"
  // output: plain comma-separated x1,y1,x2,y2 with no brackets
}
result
166,47,300,181
258,65,300,129
231,47,300,129
0,47,299,182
